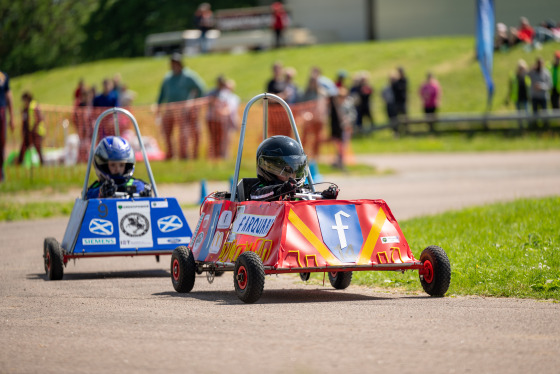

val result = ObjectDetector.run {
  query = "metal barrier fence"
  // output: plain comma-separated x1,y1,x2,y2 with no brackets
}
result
374,110,560,135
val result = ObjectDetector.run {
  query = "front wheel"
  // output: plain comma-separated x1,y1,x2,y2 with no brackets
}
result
171,246,196,293
419,245,451,297
44,237,64,280
328,271,352,289
234,251,265,303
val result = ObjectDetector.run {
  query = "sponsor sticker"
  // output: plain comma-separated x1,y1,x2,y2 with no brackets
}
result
117,201,153,248
192,232,204,252
151,200,169,208
232,213,276,237
157,237,191,245
82,238,116,245
217,210,233,229
381,236,400,244
209,231,224,254
89,219,113,236
316,204,363,263
157,215,183,233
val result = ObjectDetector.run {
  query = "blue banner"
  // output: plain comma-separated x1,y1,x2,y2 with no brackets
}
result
476,0,495,108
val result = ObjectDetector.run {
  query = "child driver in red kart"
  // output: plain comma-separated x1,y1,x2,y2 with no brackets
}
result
86,136,152,199
249,135,338,201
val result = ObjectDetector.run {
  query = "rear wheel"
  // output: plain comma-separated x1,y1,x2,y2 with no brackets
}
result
299,272,310,282
234,251,265,303
44,237,64,280
419,245,451,297
328,271,352,289
171,246,196,293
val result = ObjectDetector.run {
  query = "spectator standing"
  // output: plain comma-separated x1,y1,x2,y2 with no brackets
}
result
221,79,240,158
206,75,230,159
392,66,408,120
0,70,14,182
271,2,288,48
350,71,374,134
74,79,85,107
331,87,355,170
549,51,560,109
283,67,300,104
266,61,286,95
194,3,214,54
505,59,531,129
93,79,118,108
17,92,45,165
419,72,441,133
382,74,399,135
301,74,327,161
157,53,205,159
335,70,348,89
265,62,291,136
528,57,552,129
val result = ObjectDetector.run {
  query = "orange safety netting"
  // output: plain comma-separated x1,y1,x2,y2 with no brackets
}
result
5,98,333,166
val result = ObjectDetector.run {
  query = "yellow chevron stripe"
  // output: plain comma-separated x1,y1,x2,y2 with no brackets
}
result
288,209,341,265
357,208,387,265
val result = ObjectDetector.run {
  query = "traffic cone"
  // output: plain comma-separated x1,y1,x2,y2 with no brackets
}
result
308,160,323,183
199,179,208,204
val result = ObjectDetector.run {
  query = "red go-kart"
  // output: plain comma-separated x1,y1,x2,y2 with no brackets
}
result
171,93,451,303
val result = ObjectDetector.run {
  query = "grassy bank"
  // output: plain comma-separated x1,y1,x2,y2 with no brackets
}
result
11,37,560,117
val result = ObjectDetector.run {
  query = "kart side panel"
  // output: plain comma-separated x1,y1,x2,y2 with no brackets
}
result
71,197,192,254
193,200,284,266
61,198,89,253
193,198,414,270
283,199,414,268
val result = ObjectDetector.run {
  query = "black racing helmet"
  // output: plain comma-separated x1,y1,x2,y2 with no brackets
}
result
93,136,135,183
256,135,308,186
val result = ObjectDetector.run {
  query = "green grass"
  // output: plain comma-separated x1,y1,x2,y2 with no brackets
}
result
0,158,376,194
10,36,560,118
0,201,76,221
350,130,560,153
348,197,560,300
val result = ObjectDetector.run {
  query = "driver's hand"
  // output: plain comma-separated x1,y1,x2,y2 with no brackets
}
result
279,178,297,195
321,185,339,199
140,184,152,197
100,179,117,197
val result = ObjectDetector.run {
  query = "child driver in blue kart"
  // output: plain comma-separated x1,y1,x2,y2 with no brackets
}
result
86,136,152,199
249,135,338,201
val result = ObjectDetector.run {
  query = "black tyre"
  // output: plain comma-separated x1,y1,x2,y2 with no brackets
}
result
419,245,451,297
44,237,64,280
234,251,265,304
328,271,352,289
299,272,310,282
171,246,196,293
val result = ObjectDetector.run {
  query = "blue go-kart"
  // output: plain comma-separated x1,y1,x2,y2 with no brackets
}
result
43,108,192,280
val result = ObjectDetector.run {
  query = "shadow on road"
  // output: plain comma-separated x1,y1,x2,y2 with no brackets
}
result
28,269,170,281
154,287,402,305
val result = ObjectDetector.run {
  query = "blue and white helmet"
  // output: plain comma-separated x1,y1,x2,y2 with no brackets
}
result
93,136,135,182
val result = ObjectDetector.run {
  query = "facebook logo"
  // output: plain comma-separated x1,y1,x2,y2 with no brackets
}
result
316,205,364,263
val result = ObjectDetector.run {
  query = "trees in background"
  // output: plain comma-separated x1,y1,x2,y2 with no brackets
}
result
0,0,258,76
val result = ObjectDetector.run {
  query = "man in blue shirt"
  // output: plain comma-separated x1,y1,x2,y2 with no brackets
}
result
156,53,205,160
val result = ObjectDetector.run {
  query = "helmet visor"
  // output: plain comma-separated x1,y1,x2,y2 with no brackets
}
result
259,155,308,182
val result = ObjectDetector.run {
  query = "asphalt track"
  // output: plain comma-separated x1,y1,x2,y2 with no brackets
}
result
1,151,559,374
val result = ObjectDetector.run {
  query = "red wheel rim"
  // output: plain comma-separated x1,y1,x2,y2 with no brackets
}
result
46,252,51,271
237,266,248,290
172,259,180,281
422,260,434,283
330,271,337,278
